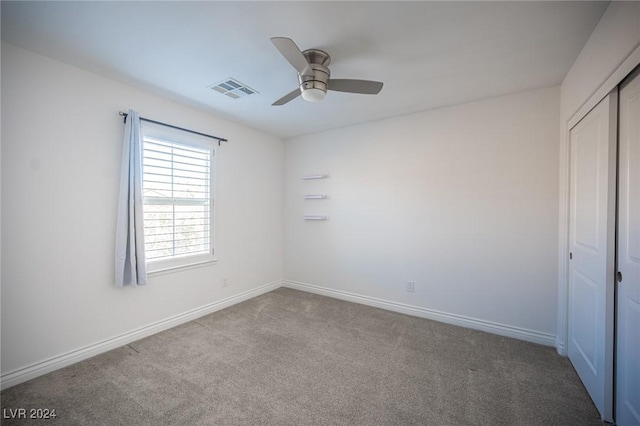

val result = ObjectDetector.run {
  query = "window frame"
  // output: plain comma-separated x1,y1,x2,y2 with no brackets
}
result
140,122,217,274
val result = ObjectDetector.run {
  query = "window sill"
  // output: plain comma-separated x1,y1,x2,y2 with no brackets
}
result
147,259,218,277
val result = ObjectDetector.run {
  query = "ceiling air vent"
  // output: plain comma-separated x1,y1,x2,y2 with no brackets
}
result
209,78,259,99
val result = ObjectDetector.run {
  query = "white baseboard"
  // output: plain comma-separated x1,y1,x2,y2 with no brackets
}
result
0,280,282,390
2,278,558,390
283,280,556,347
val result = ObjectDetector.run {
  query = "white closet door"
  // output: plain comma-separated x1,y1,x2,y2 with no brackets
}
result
617,68,640,426
568,91,617,422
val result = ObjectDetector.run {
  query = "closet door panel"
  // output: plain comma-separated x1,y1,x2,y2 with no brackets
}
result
616,67,640,426
568,90,617,422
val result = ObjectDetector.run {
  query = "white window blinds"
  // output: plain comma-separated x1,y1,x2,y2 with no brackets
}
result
142,137,212,262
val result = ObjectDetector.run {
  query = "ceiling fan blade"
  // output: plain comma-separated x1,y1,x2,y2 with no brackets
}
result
272,88,301,106
328,79,383,95
271,37,313,76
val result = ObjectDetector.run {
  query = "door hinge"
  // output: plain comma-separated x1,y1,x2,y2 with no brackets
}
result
569,252,573,260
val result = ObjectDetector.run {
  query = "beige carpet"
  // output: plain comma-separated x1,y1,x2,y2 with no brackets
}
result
1,288,601,425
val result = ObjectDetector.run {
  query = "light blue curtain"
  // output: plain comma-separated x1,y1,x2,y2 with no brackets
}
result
115,109,147,287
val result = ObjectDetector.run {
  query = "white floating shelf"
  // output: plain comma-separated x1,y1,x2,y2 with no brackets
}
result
304,215,328,221
303,195,328,200
301,174,328,180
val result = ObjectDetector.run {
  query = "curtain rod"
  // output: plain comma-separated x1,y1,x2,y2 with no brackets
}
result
119,111,228,146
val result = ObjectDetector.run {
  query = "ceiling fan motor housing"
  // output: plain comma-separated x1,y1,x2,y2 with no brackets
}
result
298,49,331,102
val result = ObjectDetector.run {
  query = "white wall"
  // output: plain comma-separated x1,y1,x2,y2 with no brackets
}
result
557,2,640,353
284,87,560,342
1,43,284,379
8,2,629,380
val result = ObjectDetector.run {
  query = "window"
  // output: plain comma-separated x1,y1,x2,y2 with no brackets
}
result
141,124,215,272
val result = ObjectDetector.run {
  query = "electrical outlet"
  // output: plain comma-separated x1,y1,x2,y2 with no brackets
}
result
222,277,229,288
406,281,415,292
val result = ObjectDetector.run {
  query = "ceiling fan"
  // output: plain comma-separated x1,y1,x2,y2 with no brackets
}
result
270,37,384,106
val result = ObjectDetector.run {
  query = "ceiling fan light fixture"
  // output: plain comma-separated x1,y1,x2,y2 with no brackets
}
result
270,37,383,106
301,87,326,102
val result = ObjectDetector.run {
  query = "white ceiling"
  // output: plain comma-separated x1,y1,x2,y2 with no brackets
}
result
1,1,608,139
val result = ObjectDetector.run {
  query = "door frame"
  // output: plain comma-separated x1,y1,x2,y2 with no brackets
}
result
557,43,640,356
